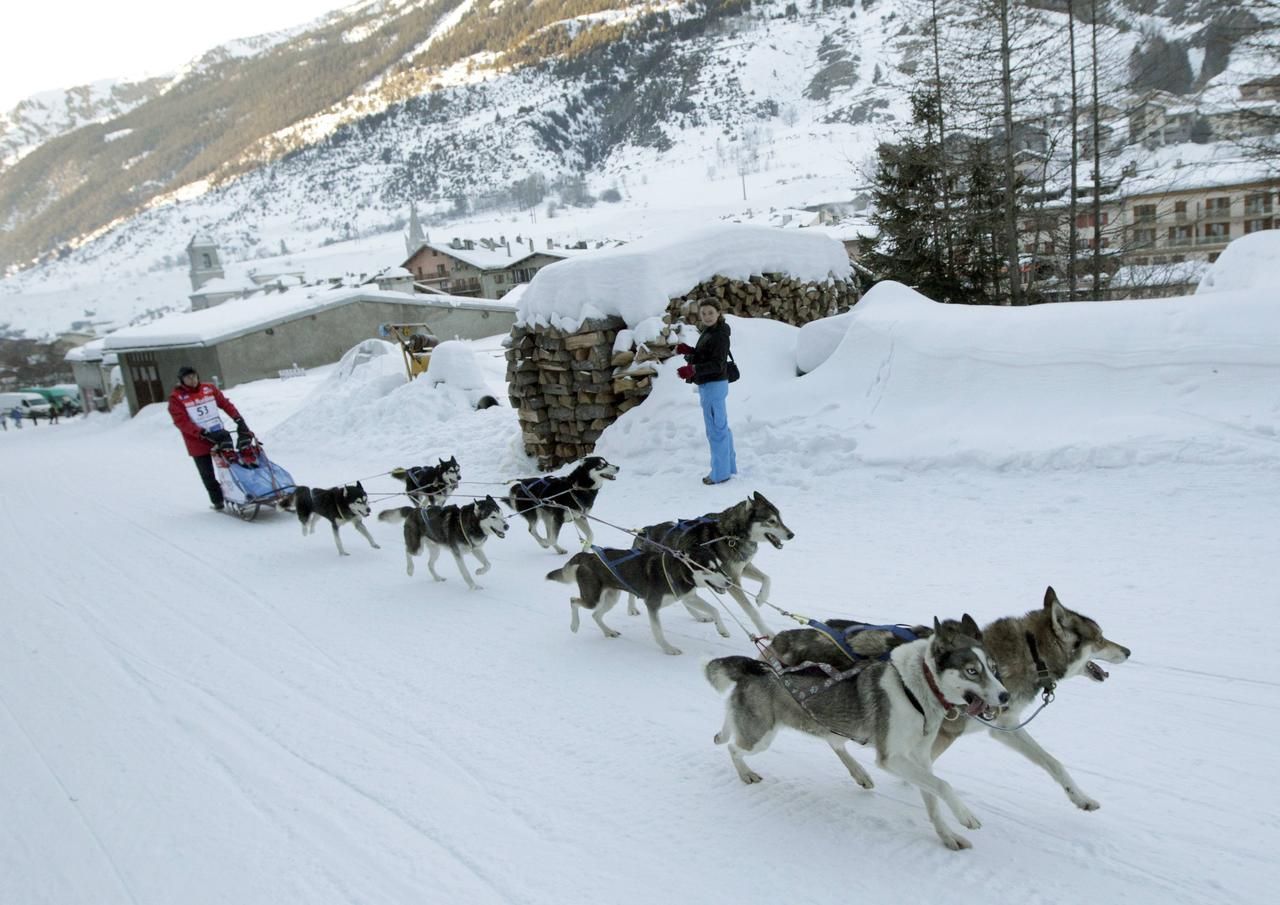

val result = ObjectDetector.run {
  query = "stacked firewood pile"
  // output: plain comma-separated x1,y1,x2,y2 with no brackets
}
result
506,274,856,468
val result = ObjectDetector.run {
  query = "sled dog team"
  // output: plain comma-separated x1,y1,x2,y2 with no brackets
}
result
284,453,1131,849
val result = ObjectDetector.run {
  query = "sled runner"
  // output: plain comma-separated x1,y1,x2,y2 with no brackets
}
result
213,438,297,521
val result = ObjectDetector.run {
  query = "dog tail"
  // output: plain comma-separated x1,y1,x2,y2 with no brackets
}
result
377,506,415,523
389,467,408,483
546,552,589,583
705,656,770,693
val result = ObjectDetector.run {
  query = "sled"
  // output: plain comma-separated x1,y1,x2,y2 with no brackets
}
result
213,439,297,522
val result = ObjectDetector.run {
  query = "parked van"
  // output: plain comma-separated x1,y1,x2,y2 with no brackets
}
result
0,391,53,419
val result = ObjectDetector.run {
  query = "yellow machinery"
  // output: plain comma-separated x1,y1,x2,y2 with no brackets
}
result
379,323,440,380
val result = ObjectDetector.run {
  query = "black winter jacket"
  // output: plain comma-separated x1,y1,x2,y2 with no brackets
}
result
691,320,731,385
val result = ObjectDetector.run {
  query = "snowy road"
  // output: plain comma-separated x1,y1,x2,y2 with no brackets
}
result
3,370,1278,905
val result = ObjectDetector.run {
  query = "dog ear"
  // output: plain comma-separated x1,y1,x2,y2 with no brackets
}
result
1044,588,1070,635
933,616,943,635
1043,586,1059,609
960,613,982,640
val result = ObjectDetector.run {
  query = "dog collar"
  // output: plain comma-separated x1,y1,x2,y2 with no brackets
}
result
922,660,963,717
1024,632,1059,695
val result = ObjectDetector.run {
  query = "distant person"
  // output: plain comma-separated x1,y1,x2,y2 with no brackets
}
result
676,298,738,485
167,365,253,511
48,402,59,425
10,406,22,429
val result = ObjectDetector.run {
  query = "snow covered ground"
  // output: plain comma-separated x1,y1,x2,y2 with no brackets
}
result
3,284,1279,904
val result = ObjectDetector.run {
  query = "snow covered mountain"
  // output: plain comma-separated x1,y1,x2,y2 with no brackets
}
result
0,0,1274,329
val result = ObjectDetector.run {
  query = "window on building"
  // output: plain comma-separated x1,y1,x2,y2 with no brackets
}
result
202,253,212,268
1170,255,1186,263
436,264,446,277
1245,217,1274,234
1167,225,1193,246
1204,222,1230,241
1088,237,1111,249
1245,193,1273,214
1153,256,1168,264
1174,201,1188,218
1208,252,1220,263
1132,257,1150,267
1205,196,1230,215
495,272,505,285
1132,228,1156,248
1076,211,1110,228
1133,204,1157,222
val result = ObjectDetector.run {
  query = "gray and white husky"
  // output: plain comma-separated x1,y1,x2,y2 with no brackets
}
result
506,456,619,554
547,548,732,655
378,496,509,590
707,615,1009,850
288,483,379,557
627,492,794,638
767,586,1131,812
390,456,461,508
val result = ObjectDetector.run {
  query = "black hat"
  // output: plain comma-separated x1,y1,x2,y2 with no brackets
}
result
177,365,198,382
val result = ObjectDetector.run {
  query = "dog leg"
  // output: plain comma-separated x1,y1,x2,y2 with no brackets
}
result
627,593,639,617
352,518,381,550
878,753,981,847
725,718,776,784
741,561,772,604
592,590,621,639
644,597,682,655
827,739,875,790
450,548,481,591
572,515,594,547
727,584,772,639
300,514,311,536
426,543,447,581
683,596,730,638
330,524,349,556
405,549,415,577
543,511,567,555
570,597,583,633
683,592,717,624
472,547,491,576
988,727,1100,811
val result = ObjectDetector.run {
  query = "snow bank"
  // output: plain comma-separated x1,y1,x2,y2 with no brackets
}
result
423,340,487,392
515,223,851,332
1196,229,1280,294
795,307,857,374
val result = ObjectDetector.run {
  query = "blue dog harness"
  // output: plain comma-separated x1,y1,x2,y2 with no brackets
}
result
591,545,648,598
805,620,921,664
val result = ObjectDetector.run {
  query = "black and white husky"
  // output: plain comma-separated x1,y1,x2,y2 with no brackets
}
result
390,456,461,508
707,615,1009,850
767,587,1131,812
546,548,732,655
378,496,508,590
506,456,619,554
288,483,379,557
628,492,794,638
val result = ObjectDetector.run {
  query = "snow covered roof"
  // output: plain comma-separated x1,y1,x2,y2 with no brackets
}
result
515,223,852,332
1108,259,1208,289
407,239,568,271
103,286,515,351
189,276,256,298
64,337,107,363
186,233,217,249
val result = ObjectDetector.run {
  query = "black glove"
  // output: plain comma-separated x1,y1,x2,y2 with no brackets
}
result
203,428,233,449
235,418,252,438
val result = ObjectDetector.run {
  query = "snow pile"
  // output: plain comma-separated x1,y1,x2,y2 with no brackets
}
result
1196,229,1280,294
795,307,857,374
333,338,401,381
515,223,852,332
423,340,487,392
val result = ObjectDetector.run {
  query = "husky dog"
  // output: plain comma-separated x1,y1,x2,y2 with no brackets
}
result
378,496,508,590
627,492,794,638
707,615,1009,850
390,456,461,508
289,483,379,557
546,548,732,655
767,587,1131,811
506,456,619,554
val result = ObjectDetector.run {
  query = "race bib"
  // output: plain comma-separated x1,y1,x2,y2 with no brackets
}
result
186,397,224,431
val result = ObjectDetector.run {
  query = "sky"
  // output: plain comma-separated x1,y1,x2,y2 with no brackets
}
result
0,0,353,111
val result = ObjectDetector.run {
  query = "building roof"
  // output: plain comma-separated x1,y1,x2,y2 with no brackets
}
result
404,239,568,272
103,286,515,352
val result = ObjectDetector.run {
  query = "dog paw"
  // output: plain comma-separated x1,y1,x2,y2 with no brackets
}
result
716,626,731,638
851,774,874,790
476,565,490,575
603,629,620,638
553,545,568,555
432,576,446,583
737,770,763,784
371,543,381,549
468,584,484,591
941,832,973,851
340,551,351,557
662,646,683,656
1069,789,1101,811
691,613,714,623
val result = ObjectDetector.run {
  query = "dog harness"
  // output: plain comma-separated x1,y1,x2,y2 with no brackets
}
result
590,545,648,598
806,620,920,664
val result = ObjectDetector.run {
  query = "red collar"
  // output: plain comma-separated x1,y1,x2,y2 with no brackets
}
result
922,660,962,714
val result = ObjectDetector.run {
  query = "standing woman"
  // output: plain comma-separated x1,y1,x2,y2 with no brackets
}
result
677,299,738,485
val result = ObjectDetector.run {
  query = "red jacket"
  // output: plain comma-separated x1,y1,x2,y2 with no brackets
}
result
168,382,243,456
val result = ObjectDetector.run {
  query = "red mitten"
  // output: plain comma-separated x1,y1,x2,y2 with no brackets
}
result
676,364,694,381
676,342,695,355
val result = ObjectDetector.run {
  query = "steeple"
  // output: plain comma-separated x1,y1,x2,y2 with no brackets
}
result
405,202,425,256
186,233,224,291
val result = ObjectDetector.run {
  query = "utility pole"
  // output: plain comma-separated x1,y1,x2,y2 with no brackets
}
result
1067,0,1079,302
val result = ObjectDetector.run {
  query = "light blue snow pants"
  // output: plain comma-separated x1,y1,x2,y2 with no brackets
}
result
698,380,737,483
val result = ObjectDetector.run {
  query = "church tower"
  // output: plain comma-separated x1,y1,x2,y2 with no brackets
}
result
186,233,225,291
404,202,425,256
